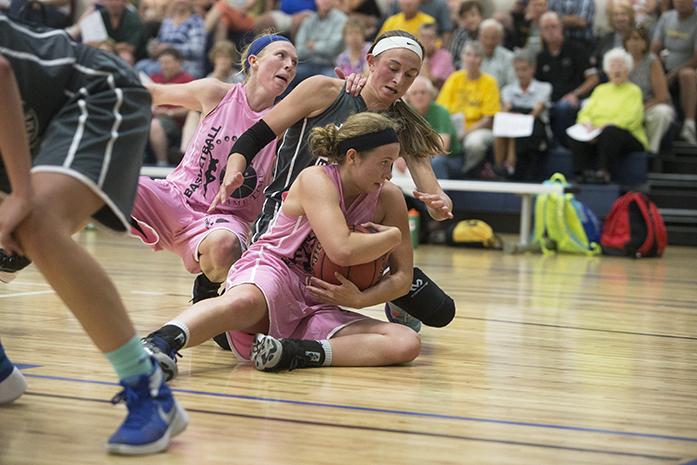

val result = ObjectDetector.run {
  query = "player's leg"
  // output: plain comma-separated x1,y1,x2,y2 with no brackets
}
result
15,172,187,454
252,314,421,372
142,283,268,380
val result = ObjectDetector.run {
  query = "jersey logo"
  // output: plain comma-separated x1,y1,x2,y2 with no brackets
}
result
230,165,258,199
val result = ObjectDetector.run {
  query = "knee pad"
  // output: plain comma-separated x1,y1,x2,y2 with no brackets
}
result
390,267,455,327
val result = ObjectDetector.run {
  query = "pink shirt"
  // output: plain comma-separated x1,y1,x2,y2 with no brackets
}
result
427,48,454,83
166,83,276,224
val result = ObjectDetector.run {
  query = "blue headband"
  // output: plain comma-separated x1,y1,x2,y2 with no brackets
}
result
244,35,290,72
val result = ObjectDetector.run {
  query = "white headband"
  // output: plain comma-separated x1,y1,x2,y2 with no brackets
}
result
371,36,423,60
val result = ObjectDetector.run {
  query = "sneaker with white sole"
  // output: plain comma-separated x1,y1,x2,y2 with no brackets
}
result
0,366,27,404
384,302,422,333
251,334,326,372
107,363,188,455
141,335,180,382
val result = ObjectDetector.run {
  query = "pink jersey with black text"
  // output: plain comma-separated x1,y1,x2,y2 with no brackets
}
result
166,83,276,223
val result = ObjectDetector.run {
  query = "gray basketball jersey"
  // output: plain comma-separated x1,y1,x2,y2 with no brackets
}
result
252,84,368,240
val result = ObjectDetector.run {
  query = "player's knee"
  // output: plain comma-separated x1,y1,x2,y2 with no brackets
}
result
387,325,421,364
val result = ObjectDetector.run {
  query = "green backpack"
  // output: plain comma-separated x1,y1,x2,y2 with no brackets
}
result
533,173,602,256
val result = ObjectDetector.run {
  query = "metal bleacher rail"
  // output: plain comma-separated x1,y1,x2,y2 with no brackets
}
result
140,166,570,247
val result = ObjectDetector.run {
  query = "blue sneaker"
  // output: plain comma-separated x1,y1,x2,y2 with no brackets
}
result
141,335,180,382
384,302,422,333
107,364,188,455
0,366,27,404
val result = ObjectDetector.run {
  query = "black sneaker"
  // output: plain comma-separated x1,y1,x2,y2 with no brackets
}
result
191,274,220,304
141,335,180,382
251,334,325,372
0,251,31,284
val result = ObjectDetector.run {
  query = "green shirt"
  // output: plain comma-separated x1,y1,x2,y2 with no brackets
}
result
426,102,462,157
100,7,146,59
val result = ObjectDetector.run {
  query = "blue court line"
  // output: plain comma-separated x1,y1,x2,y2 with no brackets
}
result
457,316,697,341
15,363,41,370
25,391,682,462
23,372,697,444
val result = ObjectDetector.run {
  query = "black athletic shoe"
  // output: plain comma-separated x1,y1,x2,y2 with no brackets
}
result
141,335,180,382
251,334,325,372
191,274,220,304
0,250,31,284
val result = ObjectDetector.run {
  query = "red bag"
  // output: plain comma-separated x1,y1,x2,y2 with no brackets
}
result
601,192,667,258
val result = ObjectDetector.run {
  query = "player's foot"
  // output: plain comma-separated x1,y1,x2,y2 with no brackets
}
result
251,334,326,372
0,250,31,284
384,302,422,333
141,335,179,382
107,363,188,455
191,274,220,304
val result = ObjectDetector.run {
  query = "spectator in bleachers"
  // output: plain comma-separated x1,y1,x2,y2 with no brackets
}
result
595,0,635,73
448,0,482,69
419,0,453,40
479,18,514,89
378,0,436,37
651,0,697,144
419,22,454,89
75,0,147,63
254,0,315,38
406,76,463,178
437,40,500,175
139,0,170,40
510,0,546,55
494,48,551,180
149,48,194,166
569,48,647,184
626,25,674,154
335,18,371,77
136,0,207,78
204,0,264,45
607,0,658,29
547,0,596,48
536,11,599,147
293,0,347,86
336,0,381,39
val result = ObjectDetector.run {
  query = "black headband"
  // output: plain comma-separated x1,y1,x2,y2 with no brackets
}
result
337,128,399,155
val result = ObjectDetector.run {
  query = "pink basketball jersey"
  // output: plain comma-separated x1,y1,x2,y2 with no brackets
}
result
166,83,276,223
230,164,382,278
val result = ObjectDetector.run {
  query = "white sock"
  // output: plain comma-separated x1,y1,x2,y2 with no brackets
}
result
319,340,333,366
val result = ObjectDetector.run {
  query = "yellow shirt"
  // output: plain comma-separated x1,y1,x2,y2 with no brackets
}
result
378,12,436,37
436,70,501,127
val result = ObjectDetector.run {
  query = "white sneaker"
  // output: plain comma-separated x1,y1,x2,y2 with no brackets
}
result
0,367,27,404
680,123,697,145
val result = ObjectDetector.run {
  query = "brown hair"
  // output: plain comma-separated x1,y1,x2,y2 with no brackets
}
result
368,30,444,159
309,113,399,163
208,40,237,64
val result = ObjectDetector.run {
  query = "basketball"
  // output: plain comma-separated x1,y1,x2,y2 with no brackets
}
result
310,225,389,290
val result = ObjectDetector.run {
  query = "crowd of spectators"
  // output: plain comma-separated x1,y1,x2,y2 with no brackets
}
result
3,0,694,181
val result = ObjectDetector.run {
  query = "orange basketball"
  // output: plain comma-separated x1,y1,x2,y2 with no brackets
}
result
310,225,389,291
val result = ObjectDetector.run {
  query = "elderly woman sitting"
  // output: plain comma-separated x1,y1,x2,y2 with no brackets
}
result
569,48,648,184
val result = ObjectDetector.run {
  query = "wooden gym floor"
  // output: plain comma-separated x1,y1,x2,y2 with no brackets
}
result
1,230,696,465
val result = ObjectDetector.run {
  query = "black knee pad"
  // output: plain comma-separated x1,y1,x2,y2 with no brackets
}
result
390,267,455,327
212,333,232,351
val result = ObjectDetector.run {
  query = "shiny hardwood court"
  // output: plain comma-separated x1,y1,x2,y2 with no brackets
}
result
1,230,696,465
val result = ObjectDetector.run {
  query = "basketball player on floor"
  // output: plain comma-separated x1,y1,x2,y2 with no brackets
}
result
129,34,298,305
0,15,187,454
211,30,456,333
142,112,419,375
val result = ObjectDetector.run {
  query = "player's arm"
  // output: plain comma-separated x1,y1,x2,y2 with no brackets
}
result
348,182,413,307
404,154,454,220
145,78,229,114
289,168,402,266
0,54,34,254
210,76,344,211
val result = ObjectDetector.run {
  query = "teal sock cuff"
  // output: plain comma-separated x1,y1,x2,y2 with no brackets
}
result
105,336,153,382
